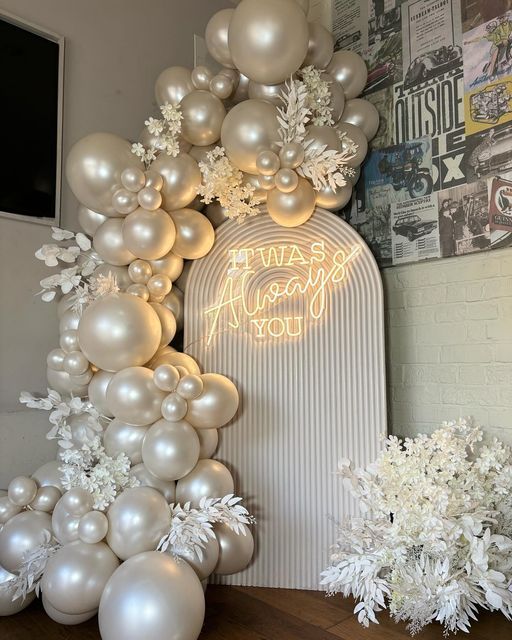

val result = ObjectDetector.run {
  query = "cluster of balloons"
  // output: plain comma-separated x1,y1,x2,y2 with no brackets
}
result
0,1,377,639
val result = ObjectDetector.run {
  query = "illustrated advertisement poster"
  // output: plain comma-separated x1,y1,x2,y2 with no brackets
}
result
391,194,440,263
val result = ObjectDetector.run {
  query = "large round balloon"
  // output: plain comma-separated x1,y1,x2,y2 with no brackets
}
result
197,428,219,459
205,9,236,68
169,208,215,260
78,205,108,235
155,66,195,106
176,535,220,581
151,154,202,211
175,459,234,506
99,551,205,640
0,564,36,616
106,366,166,426
149,251,184,282
122,208,176,260
267,177,316,227
180,91,226,147
93,218,136,266
340,98,380,141
185,373,239,429
221,100,280,174
142,419,200,481
228,0,309,84
52,488,94,545
327,50,368,101
78,293,161,372
214,523,254,575
41,540,119,615
129,464,176,503
0,510,53,574
104,419,149,464
106,487,171,560
66,133,142,216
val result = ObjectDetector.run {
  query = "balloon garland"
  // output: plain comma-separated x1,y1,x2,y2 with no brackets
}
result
0,1,376,638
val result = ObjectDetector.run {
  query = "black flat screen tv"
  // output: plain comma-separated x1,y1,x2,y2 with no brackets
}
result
0,13,63,224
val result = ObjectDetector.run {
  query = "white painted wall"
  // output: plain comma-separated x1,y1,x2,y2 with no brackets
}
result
0,0,230,487
384,248,512,444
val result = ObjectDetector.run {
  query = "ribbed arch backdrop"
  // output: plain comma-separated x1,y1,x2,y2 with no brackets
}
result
185,208,386,589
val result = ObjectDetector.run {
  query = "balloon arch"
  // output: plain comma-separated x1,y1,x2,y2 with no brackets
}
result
0,1,378,638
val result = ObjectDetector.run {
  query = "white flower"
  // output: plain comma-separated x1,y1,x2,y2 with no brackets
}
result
145,117,164,135
131,142,146,158
51,227,74,241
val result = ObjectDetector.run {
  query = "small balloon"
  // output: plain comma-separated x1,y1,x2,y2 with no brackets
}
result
162,287,184,331
112,188,138,215
0,497,21,525
210,74,234,100
315,182,353,210
137,186,162,211
59,330,80,354
147,274,172,298
177,375,204,400
256,150,280,176
176,459,234,506
274,168,299,193
128,259,153,284
170,208,215,260
29,486,61,513
149,251,184,282
78,511,109,544
8,476,38,507
106,366,166,426
106,487,171,560
180,90,226,147
52,488,94,545
258,174,275,191
161,393,189,422
154,364,180,392
63,351,89,376
121,167,145,192
191,65,213,90
144,170,163,191
149,349,201,375
214,522,254,575
47,348,65,371
267,177,316,227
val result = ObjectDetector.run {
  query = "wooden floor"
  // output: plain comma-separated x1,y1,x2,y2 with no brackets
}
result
0,585,509,639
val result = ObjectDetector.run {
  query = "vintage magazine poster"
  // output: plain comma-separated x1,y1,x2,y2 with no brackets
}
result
340,202,393,266
402,0,462,85
332,0,368,52
488,175,512,231
461,0,512,32
365,87,395,147
363,137,433,209
391,194,440,263
464,80,512,135
463,121,512,181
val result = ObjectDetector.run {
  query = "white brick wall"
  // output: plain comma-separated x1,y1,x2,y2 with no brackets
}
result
383,248,512,444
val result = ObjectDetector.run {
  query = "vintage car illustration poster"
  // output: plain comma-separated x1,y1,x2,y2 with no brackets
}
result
464,80,512,135
363,137,433,209
462,12,512,90
437,181,491,256
391,194,440,263
488,175,512,231
332,0,367,53
364,32,403,94
462,121,512,181
401,0,462,87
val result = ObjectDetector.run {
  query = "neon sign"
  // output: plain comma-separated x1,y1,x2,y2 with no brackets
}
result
204,241,361,344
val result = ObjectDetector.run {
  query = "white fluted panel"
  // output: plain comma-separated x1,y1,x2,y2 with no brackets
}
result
184,209,386,589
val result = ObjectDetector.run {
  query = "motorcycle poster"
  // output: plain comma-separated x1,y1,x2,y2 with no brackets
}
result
391,194,440,263
363,138,434,209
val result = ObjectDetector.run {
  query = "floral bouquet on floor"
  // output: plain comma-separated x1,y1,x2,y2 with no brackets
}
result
321,419,512,635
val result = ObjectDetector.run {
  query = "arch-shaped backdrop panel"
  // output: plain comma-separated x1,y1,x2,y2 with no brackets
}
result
185,208,386,589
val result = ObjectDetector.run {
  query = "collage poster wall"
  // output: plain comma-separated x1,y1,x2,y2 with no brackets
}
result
333,0,512,267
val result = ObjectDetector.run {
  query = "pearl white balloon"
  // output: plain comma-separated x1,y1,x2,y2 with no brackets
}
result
148,349,200,375
42,594,97,625
150,302,177,346
7,476,37,507
78,511,109,544
0,564,36,615
93,218,136,266
42,540,119,615
32,460,63,492
151,154,202,211
161,393,189,422
78,205,108,235
78,293,162,372
315,182,353,210
59,330,79,354
155,66,194,106
191,65,213,90
129,464,176,503
340,98,380,140
106,487,171,560
221,99,280,174
29,486,62,513
52,489,94,545
104,419,149,464
228,0,309,84
335,120,368,167
0,510,53,573
106,366,166,426
0,497,21,525
99,551,205,640
147,274,172,299
304,22,334,69
112,188,139,215
180,91,226,147
66,133,142,216
197,429,219,459
149,251,184,282
185,373,240,429
46,368,89,398
176,459,235,506
137,186,162,211
214,522,254,575
327,50,368,100
170,208,215,260
177,535,220,580
59,309,81,333
231,72,250,104
145,170,164,191
248,80,287,106
92,263,132,291
122,207,176,261
204,202,228,228
267,177,316,227
210,74,234,100
88,370,115,417
63,351,89,376
142,419,200,481
153,364,180,392
162,288,184,331
205,9,236,68
177,375,204,400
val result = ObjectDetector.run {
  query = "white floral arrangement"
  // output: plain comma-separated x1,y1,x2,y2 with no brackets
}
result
132,102,183,166
320,419,512,636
